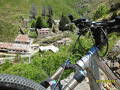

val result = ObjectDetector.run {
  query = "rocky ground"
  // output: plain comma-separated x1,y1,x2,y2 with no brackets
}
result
61,73,90,90
107,40,120,79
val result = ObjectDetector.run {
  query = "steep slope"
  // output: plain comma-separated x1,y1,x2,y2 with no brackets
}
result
0,0,80,42
0,0,119,42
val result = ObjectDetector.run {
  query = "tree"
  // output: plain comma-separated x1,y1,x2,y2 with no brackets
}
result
52,24,58,33
35,16,43,29
59,14,70,31
30,4,37,19
47,16,53,28
35,16,48,31
47,6,53,17
42,7,46,19
31,19,36,28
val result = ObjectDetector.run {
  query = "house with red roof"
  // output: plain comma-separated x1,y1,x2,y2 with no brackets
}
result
15,34,31,44
0,42,30,54
0,34,32,54
37,28,51,37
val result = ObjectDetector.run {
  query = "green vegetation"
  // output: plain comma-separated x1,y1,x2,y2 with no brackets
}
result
29,31,38,38
0,20,18,42
0,61,12,72
30,19,36,28
93,4,109,20
47,16,54,28
2,64,48,82
35,16,46,29
59,14,70,31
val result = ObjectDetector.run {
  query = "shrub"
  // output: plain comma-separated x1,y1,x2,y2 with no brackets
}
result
52,24,57,33
47,16,54,28
35,16,43,29
30,19,36,28
93,4,109,20
3,64,48,82
111,11,117,19
69,24,76,32
59,14,70,31
29,31,37,38
110,3,120,12
29,4,37,19
0,61,12,73
35,16,48,29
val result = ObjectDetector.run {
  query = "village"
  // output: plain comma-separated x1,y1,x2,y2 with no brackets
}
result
0,12,73,64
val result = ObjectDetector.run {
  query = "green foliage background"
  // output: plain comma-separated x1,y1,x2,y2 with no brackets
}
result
0,20,18,42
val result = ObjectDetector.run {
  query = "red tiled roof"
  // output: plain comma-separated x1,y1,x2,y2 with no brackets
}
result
15,34,30,43
0,43,12,48
0,42,30,51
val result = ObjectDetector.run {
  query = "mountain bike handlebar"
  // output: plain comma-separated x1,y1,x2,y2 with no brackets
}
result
68,15,120,48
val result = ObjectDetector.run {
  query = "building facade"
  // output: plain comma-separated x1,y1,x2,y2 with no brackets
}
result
0,42,30,54
37,28,51,37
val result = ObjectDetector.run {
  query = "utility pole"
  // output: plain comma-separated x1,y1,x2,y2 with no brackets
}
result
28,40,31,64
28,54,31,64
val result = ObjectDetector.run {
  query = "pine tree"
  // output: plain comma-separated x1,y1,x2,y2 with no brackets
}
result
30,4,37,19
42,7,46,19
35,16,43,29
59,14,70,31
31,20,36,28
47,6,53,17
47,16,53,28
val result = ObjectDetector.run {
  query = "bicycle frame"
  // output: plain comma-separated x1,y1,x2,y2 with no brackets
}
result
43,46,120,90
48,46,98,90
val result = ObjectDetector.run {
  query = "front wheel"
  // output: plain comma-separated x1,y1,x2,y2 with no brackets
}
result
0,74,46,90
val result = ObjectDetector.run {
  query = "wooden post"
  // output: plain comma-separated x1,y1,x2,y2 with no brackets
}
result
87,54,101,90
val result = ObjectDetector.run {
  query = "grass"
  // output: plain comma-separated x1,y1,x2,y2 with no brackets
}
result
0,20,18,42
0,0,80,42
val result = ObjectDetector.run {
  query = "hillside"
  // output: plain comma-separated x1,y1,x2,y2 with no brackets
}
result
0,0,119,22
0,20,18,42
0,0,119,42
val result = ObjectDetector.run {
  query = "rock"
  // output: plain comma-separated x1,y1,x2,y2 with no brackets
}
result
112,40,120,53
